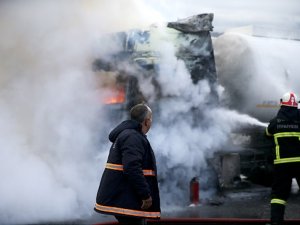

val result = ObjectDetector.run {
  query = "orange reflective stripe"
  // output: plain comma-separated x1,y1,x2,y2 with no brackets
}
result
105,163,156,176
106,163,123,171
142,169,155,176
95,203,160,218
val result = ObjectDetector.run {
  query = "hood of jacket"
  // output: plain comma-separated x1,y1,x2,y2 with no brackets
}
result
108,120,142,142
277,106,300,121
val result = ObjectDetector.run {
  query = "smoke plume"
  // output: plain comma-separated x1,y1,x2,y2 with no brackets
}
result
214,32,300,122
134,33,268,207
0,0,159,224
0,0,298,224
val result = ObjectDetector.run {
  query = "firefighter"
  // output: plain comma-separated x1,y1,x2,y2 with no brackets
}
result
94,103,160,225
266,92,300,225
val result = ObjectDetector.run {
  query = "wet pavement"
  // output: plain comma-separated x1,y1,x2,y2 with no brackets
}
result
88,184,300,225
165,187,271,219
30,184,299,225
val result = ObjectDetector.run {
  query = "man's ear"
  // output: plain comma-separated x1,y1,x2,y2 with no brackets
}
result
144,119,149,127
142,119,147,127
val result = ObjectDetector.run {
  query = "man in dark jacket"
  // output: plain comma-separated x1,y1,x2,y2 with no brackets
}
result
94,103,160,225
266,92,300,225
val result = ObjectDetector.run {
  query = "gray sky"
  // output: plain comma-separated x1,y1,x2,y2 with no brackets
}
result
143,0,300,33
1,0,299,37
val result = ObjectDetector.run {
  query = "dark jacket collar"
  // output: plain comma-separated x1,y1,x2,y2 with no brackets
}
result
109,120,142,142
277,106,300,121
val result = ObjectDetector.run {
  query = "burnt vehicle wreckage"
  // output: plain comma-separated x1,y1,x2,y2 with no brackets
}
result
92,14,275,191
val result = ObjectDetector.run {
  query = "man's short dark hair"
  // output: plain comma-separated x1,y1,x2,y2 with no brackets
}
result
130,104,150,123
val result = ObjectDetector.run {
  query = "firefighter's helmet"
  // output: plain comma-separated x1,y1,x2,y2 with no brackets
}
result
280,92,298,108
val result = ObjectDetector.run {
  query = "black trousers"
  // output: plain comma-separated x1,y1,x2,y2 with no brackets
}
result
270,163,300,224
115,215,146,225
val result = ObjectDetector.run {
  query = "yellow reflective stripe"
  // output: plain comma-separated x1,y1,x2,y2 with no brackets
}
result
274,132,300,138
95,203,160,218
271,199,286,205
274,132,300,137
274,157,300,164
273,132,300,162
105,163,156,176
274,135,280,160
266,127,272,136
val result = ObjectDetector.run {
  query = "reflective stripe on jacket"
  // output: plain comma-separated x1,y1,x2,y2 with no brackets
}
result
271,198,287,205
266,107,300,165
273,132,300,164
266,128,300,164
94,120,161,219
95,203,160,218
106,163,156,176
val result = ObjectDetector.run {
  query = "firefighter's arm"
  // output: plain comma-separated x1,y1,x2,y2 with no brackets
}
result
265,119,275,137
265,126,272,136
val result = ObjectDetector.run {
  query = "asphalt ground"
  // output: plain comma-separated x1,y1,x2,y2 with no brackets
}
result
27,185,299,225
87,185,300,225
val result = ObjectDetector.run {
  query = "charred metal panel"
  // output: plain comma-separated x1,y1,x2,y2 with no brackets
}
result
93,14,218,110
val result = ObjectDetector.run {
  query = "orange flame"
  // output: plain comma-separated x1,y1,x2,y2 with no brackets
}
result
103,87,126,104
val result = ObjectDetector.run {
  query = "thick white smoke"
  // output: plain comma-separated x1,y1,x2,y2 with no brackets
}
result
134,32,268,207
0,1,161,224
0,0,298,224
214,32,300,122
0,3,104,225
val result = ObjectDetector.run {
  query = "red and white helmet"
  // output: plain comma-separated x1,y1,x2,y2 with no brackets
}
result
280,92,298,108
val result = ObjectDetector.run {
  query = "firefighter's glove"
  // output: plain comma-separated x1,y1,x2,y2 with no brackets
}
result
141,196,152,210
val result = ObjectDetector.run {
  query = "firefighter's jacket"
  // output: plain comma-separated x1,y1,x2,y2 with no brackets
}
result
94,120,161,219
266,106,300,164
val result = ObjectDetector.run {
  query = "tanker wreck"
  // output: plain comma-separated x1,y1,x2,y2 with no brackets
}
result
93,13,217,110
93,13,273,194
